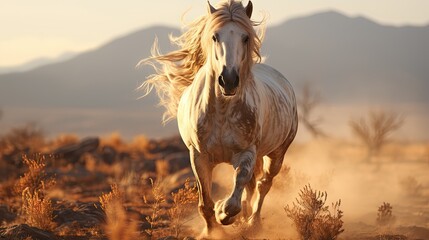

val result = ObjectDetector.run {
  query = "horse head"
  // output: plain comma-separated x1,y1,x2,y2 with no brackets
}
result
205,1,257,96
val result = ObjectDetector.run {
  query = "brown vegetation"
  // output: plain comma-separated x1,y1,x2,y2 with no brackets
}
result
143,178,167,238
17,154,56,231
349,110,404,160
0,124,428,239
377,202,395,227
297,83,326,138
168,178,198,238
100,184,139,240
285,184,344,240
0,127,199,239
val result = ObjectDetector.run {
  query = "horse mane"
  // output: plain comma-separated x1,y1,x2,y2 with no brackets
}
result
138,0,265,123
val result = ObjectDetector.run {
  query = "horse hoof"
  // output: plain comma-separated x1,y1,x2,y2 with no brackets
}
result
216,212,238,225
215,199,241,225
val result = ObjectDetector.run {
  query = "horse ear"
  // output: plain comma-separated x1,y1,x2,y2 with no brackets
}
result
207,1,217,14
245,0,253,18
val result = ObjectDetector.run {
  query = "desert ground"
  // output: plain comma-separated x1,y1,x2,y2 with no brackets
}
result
0,123,428,240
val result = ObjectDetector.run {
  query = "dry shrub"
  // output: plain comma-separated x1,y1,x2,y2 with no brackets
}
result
17,155,56,231
99,184,138,240
82,152,98,172
155,159,170,178
297,82,326,138
0,123,44,160
168,178,198,238
101,132,127,152
99,183,123,212
15,154,56,194
144,178,167,238
129,135,150,154
21,187,56,231
285,184,344,240
349,110,403,159
49,133,79,150
377,202,395,227
399,176,423,197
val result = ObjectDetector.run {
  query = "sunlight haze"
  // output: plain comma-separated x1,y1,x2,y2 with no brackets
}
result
1,0,428,66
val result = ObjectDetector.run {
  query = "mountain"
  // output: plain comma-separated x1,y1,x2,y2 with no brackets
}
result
0,26,181,138
0,11,428,139
262,11,429,104
0,52,76,74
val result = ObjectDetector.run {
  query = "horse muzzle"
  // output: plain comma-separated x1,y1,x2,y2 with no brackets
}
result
218,67,239,96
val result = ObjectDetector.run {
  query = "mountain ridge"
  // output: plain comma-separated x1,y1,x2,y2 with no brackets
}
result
0,11,427,139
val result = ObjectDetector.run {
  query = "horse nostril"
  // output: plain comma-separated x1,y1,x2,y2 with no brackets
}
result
218,75,226,87
233,75,239,88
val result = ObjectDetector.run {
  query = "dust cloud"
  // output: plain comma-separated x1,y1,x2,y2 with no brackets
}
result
202,138,429,238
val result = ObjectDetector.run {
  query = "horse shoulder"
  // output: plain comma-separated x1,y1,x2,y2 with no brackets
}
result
178,73,211,151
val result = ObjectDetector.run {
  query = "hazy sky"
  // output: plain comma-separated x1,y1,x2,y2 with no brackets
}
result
1,0,428,67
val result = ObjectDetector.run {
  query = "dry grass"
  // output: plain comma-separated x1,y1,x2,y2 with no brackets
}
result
1,130,428,239
129,135,150,155
155,159,170,179
17,154,56,231
99,183,123,212
168,178,198,238
15,154,55,195
99,184,139,240
285,184,344,240
21,187,56,231
101,132,128,153
0,123,45,156
48,133,80,151
143,178,167,239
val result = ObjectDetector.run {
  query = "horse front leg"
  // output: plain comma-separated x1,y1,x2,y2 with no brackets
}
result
215,146,256,225
189,147,219,238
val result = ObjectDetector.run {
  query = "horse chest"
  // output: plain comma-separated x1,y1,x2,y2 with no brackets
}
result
198,105,258,157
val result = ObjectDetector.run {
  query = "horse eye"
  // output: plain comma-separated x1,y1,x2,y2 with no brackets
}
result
212,35,218,42
243,36,249,43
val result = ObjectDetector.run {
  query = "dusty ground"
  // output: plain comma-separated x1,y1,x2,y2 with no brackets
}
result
0,128,428,239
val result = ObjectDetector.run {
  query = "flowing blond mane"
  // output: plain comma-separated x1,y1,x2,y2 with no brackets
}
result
139,0,265,123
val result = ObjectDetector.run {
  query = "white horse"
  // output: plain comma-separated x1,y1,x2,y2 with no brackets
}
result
140,0,297,237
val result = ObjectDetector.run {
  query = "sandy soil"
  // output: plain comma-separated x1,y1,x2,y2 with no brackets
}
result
0,133,428,239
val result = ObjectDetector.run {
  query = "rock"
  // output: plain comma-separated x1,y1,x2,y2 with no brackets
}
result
162,152,190,174
0,204,16,223
101,145,116,164
147,136,187,155
53,137,99,163
141,159,157,173
54,202,105,228
0,224,57,240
